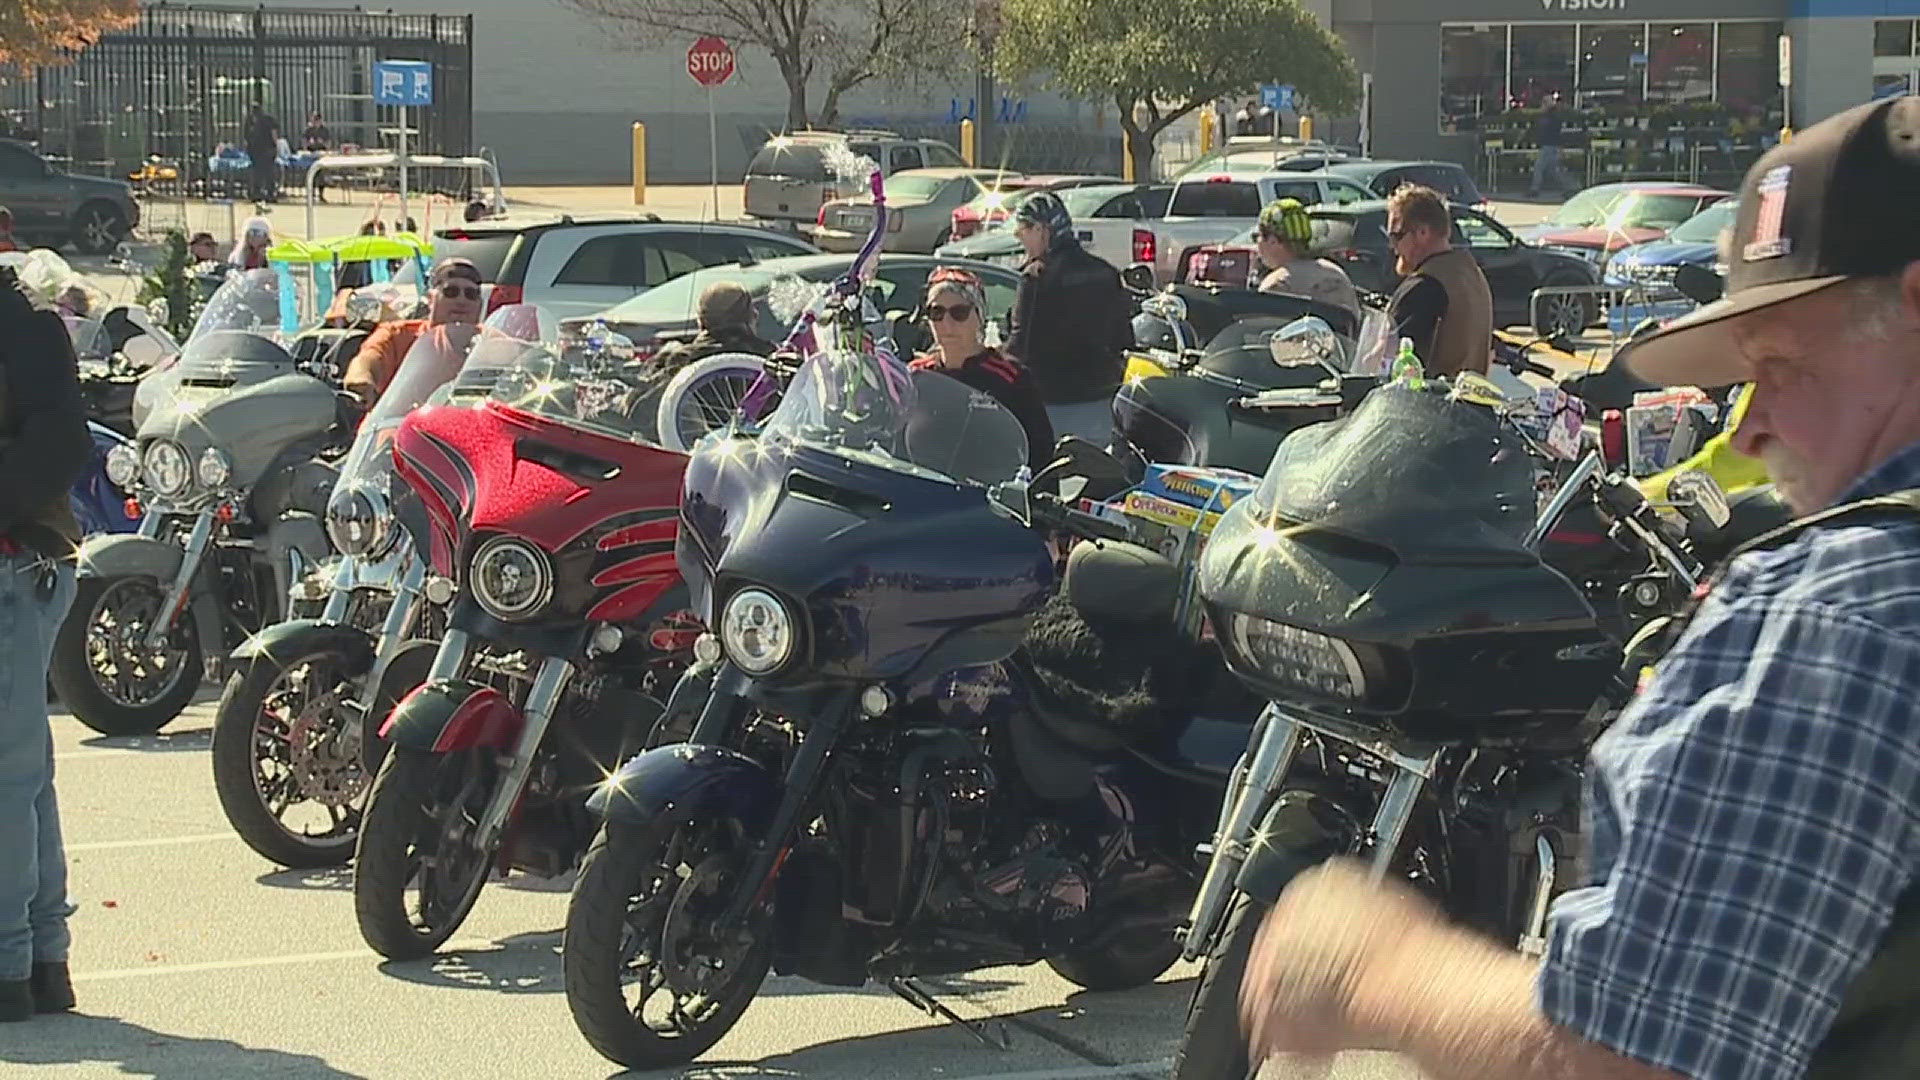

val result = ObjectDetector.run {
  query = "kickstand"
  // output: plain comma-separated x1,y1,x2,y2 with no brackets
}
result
886,977,1012,1050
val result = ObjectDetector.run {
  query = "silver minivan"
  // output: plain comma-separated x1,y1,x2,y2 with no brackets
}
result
743,130,968,228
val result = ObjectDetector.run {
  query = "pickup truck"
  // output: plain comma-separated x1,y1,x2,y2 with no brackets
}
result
935,171,1374,281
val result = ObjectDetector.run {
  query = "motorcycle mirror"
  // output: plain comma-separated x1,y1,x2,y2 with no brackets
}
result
1672,263,1724,306
1120,263,1157,293
1669,469,1732,533
1041,435,1131,503
1269,316,1344,369
1140,292,1187,324
145,297,170,326
986,480,1033,528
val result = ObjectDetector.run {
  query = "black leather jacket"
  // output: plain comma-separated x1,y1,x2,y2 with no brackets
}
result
1005,243,1132,406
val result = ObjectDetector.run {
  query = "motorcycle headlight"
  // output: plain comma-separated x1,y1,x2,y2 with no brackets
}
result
104,443,141,487
325,483,394,558
1226,613,1365,701
142,440,190,496
470,535,553,621
719,587,796,675
197,447,232,490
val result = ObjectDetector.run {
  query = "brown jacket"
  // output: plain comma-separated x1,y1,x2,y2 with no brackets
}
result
1413,248,1493,378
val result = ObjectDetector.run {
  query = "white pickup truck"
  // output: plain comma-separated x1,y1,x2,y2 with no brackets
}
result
935,172,1375,280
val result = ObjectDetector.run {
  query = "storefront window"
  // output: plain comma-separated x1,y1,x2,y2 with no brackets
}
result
1716,21,1786,120
1441,25,1508,133
1576,24,1646,110
1510,24,1575,109
1648,23,1714,103
1875,19,1915,58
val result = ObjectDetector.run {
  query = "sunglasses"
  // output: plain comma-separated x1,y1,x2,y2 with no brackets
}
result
926,302,975,322
1387,228,1411,243
435,282,482,300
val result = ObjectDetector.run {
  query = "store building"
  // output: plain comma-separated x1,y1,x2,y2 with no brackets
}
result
1332,0,1920,190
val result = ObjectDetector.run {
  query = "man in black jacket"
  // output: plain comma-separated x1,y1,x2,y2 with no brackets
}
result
0,267,91,1022
651,281,777,371
1004,191,1133,445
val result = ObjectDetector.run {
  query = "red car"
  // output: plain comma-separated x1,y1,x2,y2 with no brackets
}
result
948,174,1121,240
1531,184,1730,266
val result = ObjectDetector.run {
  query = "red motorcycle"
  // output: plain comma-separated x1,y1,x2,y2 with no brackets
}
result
352,326,705,960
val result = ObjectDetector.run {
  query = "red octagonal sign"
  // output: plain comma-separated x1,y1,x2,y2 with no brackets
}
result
687,36,736,88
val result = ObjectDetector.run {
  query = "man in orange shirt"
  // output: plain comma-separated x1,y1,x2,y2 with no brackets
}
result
343,258,482,407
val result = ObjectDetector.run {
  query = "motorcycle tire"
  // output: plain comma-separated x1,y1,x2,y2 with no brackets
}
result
564,821,771,1070
1171,893,1266,1080
653,353,768,454
352,747,494,960
211,648,364,869
1047,927,1183,992
49,576,202,737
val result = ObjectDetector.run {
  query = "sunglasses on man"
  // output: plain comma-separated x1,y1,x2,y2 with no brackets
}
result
434,281,482,300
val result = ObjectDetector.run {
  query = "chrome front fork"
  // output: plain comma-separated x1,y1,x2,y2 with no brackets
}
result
1181,703,1442,961
361,557,426,698
143,510,214,651
475,656,572,851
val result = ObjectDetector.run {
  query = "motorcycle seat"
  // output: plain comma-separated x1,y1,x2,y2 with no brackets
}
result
1063,540,1179,622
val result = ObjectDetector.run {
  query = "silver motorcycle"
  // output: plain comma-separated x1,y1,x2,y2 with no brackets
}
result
50,270,352,736
207,309,552,868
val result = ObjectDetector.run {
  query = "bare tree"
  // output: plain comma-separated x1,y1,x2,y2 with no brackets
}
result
561,0,963,130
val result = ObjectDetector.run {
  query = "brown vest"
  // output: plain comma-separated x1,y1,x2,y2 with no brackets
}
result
1413,248,1493,378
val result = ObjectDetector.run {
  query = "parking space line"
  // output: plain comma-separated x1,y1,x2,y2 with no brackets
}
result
73,936,502,982
944,1061,1173,1080
67,833,239,852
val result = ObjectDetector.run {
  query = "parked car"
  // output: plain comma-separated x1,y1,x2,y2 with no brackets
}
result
813,167,1017,254
743,129,969,229
379,213,818,320
949,174,1123,240
1310,200,1602,337
1175,137,1354,177
1515,181,1675,244
938,182,1172,269
1529,184,1731,265
1133,170,1379,283
1603,198,1736,332
0,139,140,254
1323,159,1489,211
570,253,1024,361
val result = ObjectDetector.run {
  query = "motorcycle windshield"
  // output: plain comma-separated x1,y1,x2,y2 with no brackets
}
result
336,322,485,489
1254,382,1539,559
764,350,1029,487
450,304,562,399
187,269,285,344
1197,314,1350,386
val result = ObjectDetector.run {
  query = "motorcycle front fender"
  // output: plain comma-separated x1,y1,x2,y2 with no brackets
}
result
379,677,522,754
585,743,779,833
229,618,375,669
75,532,184,582
1234,787,1366,905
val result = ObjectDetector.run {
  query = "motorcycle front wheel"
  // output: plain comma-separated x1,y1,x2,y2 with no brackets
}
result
563,818,771,1070
49,576,202,736
211,645,368,869
352,746,496,960
1171,893,1266,1080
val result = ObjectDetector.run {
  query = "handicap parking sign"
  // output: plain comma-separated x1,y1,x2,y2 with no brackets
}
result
373,60,433,106
1260,83,1295,111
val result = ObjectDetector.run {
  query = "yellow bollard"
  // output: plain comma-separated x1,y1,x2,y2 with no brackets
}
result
1298,114,1314,142
1199,110,1215,155
631,122,647,205
1780,125,1794,145
960,118,977,166
1123,129,1135,183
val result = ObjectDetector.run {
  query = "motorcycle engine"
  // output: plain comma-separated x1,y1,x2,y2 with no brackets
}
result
926,824,1094,956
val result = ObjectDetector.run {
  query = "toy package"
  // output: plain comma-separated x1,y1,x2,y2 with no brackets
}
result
1625,388,1718,477
1137,464,1260,515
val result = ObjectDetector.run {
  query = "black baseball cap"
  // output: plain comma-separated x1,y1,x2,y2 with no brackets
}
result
1622,95,1920,387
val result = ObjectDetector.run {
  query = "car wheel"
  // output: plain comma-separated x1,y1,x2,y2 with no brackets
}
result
1533,276,1596,339
71,202,128,255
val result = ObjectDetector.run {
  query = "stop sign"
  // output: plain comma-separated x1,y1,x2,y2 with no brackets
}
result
687,36,736,88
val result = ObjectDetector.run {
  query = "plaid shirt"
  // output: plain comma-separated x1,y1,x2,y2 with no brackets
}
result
1538,442,1920,1078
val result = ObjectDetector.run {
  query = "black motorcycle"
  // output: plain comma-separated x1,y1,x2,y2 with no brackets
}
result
560,349,1247,1070
1168,378,1743,1079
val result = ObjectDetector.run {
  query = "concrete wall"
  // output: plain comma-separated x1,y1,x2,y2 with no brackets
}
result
1788,15,1876,125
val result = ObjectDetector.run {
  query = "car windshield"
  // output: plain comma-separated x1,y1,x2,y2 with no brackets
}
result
1668,200,1737,244
748,140,834,182
596,263,789,325
1604,192,1711,232
963,184,1040,216
1253,382,1538,558
885,174,954,201
764,349,1028,487
187,269,288,342
1546,188,1625,227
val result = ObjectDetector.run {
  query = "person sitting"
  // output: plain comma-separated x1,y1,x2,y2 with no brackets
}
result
343,258,482,407
910,266,1053,471
186,232,220,265
652,282,777,371
228,217,272,271
1254,198,1359,323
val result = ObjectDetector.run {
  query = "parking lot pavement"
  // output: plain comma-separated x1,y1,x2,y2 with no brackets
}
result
18,698,1431,1079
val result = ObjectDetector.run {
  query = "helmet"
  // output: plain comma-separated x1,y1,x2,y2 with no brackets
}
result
1258,198,1314,246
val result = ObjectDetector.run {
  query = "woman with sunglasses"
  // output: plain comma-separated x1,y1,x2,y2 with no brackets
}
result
343,258,484,408
909,267,1054,471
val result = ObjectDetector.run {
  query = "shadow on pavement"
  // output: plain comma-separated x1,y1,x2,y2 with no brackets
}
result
378,929,566,995
79,726,214,753
0,1011,369,1078
255,865,355,891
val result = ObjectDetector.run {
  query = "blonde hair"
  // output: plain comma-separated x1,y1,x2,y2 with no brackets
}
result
1386,184,1450,238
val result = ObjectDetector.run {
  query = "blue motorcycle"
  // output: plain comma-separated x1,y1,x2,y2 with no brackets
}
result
72,421,137,536
560,347,1250,1070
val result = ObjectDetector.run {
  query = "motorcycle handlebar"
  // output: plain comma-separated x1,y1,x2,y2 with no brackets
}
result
1034,491,1134,543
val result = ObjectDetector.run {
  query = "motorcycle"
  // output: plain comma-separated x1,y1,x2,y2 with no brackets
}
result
559,347,1246,1070
207,311,543,868
351,325,712,960
73,422,139,538
50,269,353,736
1167,374,1742,1079
67,304,179,437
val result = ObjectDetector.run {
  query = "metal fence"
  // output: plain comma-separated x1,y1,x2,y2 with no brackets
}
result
0,3,473,192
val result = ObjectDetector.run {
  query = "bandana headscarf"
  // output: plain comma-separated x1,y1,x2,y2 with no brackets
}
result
1014,191,1077,250
925,266,988,318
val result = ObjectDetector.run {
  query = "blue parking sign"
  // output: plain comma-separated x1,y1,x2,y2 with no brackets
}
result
373,60,433,107
1260,83,1295,111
